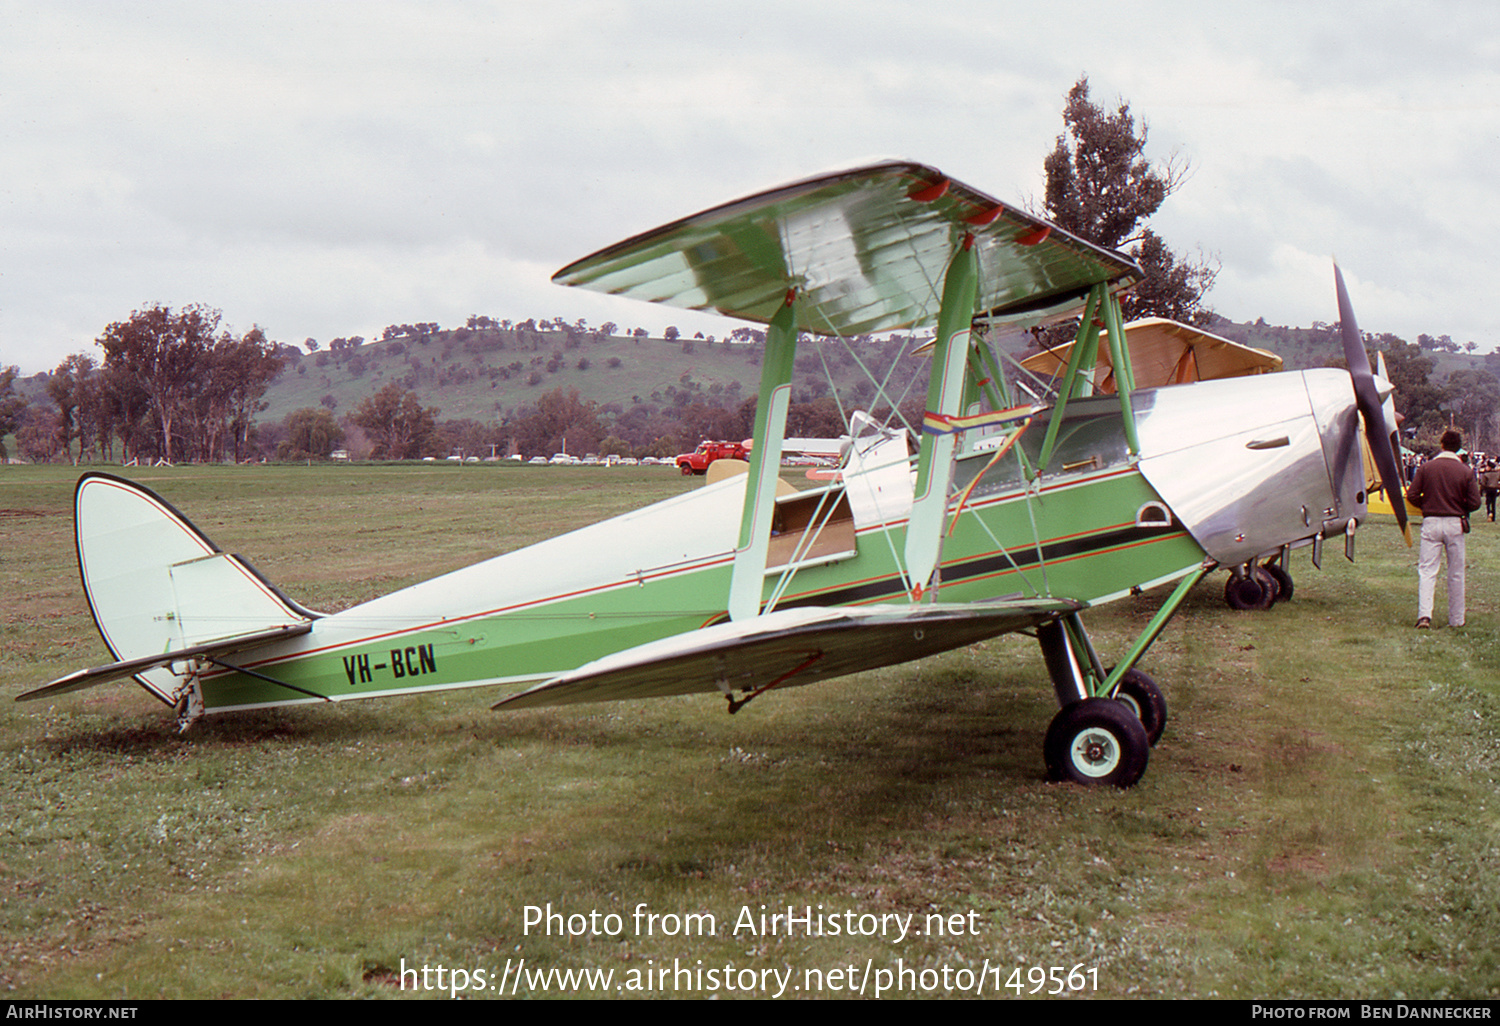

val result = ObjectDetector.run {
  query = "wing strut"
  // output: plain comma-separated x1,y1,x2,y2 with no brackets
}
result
1035,285,1139,471
728,290,799,621
903,235,980,598
1098,284,1140,455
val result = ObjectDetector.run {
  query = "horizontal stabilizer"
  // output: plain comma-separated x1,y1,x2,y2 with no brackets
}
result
17,623,314,702
494,598,1079,711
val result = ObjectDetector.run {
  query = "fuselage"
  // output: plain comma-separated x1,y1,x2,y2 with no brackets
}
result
189,368,1365,716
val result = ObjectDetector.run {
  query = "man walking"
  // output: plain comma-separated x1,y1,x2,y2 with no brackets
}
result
1406,430,1482,628
1481,459,1500,521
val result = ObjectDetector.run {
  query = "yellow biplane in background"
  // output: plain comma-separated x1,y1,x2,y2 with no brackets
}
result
1019,317,1283,393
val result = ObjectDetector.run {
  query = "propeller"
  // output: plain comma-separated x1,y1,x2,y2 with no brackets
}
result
1335,261,1411,546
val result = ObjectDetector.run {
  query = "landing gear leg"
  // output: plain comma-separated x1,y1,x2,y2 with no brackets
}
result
1037,616,1100,707
1033,565,1209,784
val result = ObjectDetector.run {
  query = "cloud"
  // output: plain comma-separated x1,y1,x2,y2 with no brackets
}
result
3,0,1497,374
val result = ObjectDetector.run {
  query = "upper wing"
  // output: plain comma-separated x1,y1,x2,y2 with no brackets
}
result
1021,317,1284,391
554,161,1141,337
493,599,1080,711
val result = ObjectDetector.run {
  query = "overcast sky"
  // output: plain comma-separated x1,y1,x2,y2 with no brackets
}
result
3,0,1498,374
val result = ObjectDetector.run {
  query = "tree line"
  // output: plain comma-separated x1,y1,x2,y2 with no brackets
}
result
4,304,286,464
263,377,912,464
7,302,1489,467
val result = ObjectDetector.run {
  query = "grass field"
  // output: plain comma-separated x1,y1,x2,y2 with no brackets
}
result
2,463,1498,1000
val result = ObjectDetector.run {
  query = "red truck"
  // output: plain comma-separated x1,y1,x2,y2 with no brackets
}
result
675,440,749,475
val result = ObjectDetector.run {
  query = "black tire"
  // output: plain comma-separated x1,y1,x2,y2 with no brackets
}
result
1112,668,1168,746
1043,698,1150,788
1225,568,1275,611
1254,564,1281,605
1263,562,1294,603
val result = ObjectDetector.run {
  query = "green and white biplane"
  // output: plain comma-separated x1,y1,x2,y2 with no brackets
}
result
21,162,1408,788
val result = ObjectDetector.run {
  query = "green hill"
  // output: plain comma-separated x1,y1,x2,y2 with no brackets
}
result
261,324,931,429
269,315,1487,434
12,314,1493,463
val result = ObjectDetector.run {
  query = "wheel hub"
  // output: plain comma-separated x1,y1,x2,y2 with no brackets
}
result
1072,729,1119,777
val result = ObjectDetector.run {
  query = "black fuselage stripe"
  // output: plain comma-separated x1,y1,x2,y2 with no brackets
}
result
717,522,1187,620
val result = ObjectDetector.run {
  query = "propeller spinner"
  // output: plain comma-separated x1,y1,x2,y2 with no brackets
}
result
1335,262,1411,546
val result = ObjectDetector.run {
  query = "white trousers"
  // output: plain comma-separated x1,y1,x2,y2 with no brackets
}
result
1418,516,1467,626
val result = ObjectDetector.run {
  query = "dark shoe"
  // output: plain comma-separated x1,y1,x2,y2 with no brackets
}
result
1416,617,1431,629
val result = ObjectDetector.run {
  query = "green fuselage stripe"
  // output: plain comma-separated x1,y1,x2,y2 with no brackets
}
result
194,466,1204,713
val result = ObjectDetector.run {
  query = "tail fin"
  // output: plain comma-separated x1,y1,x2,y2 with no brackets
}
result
68,473,318,703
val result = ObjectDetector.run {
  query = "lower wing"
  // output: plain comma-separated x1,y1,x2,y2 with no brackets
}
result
494,599,1080,711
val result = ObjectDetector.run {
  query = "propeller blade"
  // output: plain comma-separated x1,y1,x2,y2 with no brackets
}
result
1336,262,1410,545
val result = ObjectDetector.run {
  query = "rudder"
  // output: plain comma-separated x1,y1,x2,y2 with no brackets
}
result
73,473,317,703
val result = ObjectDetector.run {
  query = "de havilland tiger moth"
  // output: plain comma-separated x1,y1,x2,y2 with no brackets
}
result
20,161,1409,788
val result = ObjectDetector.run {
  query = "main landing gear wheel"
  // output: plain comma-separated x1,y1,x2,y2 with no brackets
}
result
1112,668,1167,746
1044,698,1150,788
1225,565,1278,611
1263,562,1294,603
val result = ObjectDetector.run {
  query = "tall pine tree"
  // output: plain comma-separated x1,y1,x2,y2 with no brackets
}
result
1042,77,1217,326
